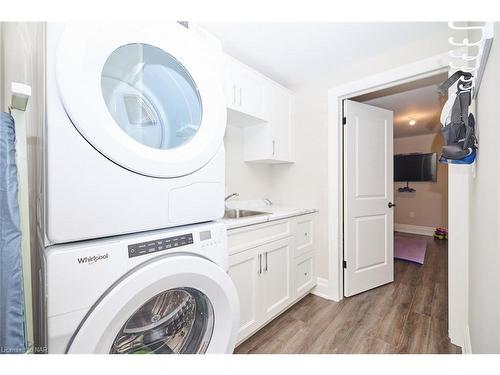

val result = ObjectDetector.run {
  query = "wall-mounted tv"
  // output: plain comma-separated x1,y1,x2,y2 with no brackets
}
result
394,153,437,182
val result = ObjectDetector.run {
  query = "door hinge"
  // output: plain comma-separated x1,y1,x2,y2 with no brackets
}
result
342,117,347,125
343,260,347,269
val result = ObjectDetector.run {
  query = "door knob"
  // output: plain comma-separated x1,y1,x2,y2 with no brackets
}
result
388,202,396,208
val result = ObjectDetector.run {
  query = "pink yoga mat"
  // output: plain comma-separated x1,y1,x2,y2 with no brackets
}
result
394,236,427,265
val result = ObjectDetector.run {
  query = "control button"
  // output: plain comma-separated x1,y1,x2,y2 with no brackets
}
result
129,232,196,258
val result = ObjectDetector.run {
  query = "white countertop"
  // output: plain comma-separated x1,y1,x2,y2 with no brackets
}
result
219,200,318,230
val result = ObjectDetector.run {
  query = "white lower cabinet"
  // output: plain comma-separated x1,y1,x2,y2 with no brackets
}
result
227,213,317,345
227,247,261,340
260,237,292,321
228,237,292,342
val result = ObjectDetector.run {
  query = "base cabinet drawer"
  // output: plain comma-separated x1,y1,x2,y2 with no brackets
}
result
293,215,315,257
294,252,315,298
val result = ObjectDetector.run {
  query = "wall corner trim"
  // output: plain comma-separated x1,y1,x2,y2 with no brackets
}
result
463,325,472,354
311,277,336,300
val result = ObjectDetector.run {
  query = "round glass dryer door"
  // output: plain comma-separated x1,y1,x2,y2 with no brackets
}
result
111,288,214,354
56,23,227,178
101,44,202,151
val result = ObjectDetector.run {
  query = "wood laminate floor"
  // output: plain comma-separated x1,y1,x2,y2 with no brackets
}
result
235,233,461,354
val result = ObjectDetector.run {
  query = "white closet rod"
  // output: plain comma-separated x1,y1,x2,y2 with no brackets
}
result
448,22,494,99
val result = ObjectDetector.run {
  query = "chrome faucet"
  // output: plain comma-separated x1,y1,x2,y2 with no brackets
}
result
225,192,239,202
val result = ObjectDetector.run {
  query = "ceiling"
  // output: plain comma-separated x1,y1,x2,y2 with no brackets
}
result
200,22,451,89
359,74,447,138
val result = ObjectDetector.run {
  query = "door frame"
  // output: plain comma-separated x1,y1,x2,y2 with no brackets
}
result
327,51,466,347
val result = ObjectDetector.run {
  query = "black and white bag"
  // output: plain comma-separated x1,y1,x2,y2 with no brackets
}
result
438,71,477,161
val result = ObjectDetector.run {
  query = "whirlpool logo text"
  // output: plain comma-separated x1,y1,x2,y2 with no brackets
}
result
77,253,109,265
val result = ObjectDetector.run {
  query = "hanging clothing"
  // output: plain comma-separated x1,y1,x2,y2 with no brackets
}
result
438,71,478,164
0,112,26,354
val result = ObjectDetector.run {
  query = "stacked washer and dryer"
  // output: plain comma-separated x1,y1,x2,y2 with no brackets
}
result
38,22,239,354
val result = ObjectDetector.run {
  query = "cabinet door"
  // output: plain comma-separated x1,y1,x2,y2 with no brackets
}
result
237,69,265,119
243,82,293,163
224,55,265,120
228,247,262,341
260,237,293,321
266,82,292,161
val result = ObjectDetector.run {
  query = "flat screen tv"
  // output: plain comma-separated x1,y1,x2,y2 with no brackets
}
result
394,153,437,182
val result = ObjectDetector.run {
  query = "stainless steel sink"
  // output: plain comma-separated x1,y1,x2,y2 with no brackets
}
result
223,209,269,219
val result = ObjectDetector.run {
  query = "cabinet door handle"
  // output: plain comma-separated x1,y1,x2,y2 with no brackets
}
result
239,87,242,106
232,85,236,105
264,252,268,272
272,140,276,157
258,253,262,274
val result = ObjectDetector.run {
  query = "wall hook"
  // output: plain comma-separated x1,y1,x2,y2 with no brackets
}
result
449,50,480,61
448,21,487,31
448,62,477,73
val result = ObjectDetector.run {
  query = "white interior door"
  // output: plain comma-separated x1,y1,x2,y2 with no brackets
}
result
343,100,394,297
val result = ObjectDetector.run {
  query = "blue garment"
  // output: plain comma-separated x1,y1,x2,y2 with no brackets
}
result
439,150,477,165
0,112,25,354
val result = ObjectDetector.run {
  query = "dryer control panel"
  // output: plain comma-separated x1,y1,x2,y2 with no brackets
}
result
128,233,194,258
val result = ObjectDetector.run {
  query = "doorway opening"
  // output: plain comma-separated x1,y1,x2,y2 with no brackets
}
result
338,72,459,352
344,72,449,295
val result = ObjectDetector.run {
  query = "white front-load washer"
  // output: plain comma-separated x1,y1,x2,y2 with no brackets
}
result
42,22,227,245
41,222,239,354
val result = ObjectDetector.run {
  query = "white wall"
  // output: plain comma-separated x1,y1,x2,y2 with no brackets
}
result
224,124,273,199
268,29,458,280
467,23,500,353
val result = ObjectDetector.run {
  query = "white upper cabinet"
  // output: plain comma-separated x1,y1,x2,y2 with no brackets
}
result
244,81,293,163
224,55,266,125
223,54,294,164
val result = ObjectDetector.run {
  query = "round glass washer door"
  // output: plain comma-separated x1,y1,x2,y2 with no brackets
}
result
66,255,239,354
56,23,226,178
111,288,214,354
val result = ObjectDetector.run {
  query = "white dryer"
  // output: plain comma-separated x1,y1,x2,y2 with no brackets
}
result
42,22,227,245
41,222,239,354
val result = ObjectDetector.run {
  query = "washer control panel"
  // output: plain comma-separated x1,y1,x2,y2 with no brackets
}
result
128,233,194,258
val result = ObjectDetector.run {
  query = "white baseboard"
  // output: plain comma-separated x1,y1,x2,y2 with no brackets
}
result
395,223,435,237
311,277,332,299
463,325,472,354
